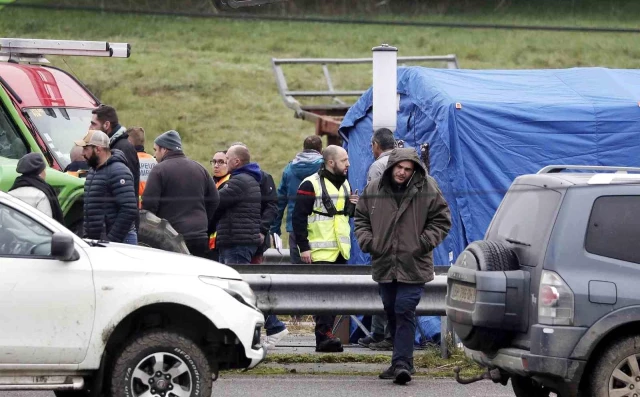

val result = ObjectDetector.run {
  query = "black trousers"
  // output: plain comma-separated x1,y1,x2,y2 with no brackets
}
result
185,237,210,259
313,254,347,339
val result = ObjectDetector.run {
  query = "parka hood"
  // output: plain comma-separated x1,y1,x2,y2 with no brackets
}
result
291,150,323,179
382,148,427,180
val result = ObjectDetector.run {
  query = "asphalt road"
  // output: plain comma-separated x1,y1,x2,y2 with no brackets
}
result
0,376,515,397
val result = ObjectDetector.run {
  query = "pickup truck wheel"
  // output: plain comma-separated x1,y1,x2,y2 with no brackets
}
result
511,375,551,397
110,331,211,397
137,210,190,254
455,241,519,353
590,335,640,397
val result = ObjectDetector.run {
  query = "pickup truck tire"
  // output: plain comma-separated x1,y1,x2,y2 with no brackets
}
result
457,241,519,353
511,375,551,397
137,210,190,255
110,331,212,397
589,335,640,397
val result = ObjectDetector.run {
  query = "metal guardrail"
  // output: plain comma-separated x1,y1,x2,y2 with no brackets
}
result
242,273,447,316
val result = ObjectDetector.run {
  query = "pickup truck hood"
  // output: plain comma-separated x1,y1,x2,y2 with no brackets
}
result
83,242,243,280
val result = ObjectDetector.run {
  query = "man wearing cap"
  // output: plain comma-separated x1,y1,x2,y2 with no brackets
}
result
76,130,138,244
9,152,64,223
142,130,219,258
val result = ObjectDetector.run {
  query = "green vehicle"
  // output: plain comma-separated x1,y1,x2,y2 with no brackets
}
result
0,38,187,251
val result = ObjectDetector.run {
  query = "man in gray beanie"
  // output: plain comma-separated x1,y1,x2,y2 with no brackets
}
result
142,130,219,258
9,153,64,223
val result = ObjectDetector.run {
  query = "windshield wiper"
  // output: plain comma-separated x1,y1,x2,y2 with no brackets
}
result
505,237,531,247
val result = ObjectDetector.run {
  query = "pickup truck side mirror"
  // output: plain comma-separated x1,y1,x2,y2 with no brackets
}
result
51,232,79,261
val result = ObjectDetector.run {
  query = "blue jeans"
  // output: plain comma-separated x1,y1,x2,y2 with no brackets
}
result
123,230,138,245
265,315,286,336
219,245,258,264
378,281,425,368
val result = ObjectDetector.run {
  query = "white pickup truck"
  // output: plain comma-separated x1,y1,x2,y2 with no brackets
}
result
0,191,266,397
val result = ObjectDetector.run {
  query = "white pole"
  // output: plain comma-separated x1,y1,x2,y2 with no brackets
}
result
372,44,398,133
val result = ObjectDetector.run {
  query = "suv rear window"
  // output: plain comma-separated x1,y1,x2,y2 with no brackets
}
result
487,184,562,266
586,196,640,264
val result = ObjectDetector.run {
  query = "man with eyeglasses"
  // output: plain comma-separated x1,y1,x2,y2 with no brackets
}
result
207,150,231,261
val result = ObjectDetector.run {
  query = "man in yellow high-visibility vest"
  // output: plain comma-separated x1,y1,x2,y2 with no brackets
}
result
292,145,359,353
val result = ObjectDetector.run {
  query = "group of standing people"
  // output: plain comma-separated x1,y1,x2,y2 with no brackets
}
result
9,103,452,384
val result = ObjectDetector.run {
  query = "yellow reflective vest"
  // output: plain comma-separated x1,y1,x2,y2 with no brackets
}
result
304,173,351,262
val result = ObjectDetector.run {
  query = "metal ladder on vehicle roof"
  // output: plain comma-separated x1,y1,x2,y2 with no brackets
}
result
0,38,130,63
538,165,640,174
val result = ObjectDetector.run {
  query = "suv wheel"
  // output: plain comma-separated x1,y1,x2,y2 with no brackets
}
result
590,335,640,397
454,240,519,352
468,240,519,272
110,331,212,397
511,375,551,397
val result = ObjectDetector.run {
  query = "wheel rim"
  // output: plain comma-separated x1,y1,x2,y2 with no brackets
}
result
129,352,192,397
609,353,640,397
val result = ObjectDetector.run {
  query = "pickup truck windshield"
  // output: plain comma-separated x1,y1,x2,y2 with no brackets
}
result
25,108,93,169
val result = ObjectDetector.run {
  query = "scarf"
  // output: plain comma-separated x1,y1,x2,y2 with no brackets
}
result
319,168,347,190
9,175,65,223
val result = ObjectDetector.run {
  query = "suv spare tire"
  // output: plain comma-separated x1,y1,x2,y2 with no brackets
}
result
467,240,519,272
452,240,519,353
137,210,190,255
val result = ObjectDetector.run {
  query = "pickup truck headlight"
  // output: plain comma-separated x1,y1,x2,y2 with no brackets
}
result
199,276,258,309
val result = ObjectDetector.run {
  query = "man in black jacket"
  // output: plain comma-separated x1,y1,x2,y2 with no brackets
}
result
228,142,279,264
215,144,262,264
91,105,141,225
76,130,138,244
142,130,219,258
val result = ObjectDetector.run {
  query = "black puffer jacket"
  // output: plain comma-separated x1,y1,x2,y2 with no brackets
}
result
83,149,138,243
215,163,262,248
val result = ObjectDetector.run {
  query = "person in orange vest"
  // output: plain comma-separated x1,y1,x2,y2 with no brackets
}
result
127,127,157,208
207,150,230,260
63,144,89,178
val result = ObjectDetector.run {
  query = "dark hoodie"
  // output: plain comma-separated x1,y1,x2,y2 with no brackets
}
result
83,149,138,243
271,150,323,234
215,162,263,248
354,148,451,284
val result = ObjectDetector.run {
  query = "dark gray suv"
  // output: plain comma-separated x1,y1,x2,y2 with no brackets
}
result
446,165,640,397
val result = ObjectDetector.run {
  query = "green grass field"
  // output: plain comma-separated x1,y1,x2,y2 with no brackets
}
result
2,5,640,234
2,6,639,174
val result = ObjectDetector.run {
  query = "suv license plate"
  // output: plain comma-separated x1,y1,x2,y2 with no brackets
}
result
451,283,476,304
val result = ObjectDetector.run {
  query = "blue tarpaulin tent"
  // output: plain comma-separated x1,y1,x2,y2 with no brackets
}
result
340,67,640,266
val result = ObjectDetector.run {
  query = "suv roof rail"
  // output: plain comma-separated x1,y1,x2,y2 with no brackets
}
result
538,165,640,174
0,38,130,63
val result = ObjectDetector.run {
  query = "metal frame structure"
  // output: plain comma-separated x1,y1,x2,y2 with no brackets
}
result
272,54,459,144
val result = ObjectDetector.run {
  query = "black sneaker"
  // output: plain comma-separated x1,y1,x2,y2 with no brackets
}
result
369,338,394,351
378,365,395,379
316,331,343,353
393,364,412,385
358,334,383,348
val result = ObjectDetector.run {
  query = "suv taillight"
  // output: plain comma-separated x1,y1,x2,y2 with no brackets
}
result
538,270,574,326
